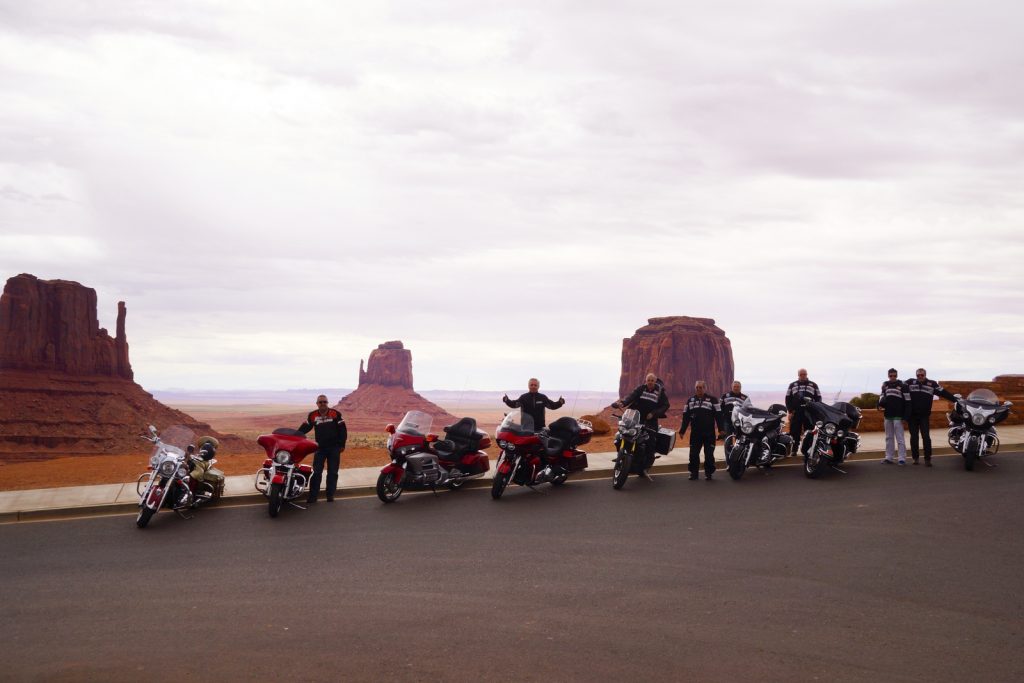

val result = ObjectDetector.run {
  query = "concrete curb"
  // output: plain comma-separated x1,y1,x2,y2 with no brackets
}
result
2,443,1021,524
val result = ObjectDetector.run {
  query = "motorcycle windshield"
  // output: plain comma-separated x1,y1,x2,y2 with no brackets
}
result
498,409,535,434
619,409,641,429
396,411,433,436
157,425,195,454
967,389,999,405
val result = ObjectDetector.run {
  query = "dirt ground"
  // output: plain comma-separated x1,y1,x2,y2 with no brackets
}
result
0,431,622,492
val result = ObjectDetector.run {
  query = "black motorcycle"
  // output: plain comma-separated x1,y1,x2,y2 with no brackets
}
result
947,388,1013,471
724,401,791,480
799,398,862,478
611,409,675,489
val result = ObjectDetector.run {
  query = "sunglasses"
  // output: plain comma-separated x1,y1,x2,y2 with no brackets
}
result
916,373,925,377
317,400,328,404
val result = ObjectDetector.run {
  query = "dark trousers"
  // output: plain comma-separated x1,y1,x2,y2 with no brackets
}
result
789,410,808,453
907,414,933,461
688,432,716,475
309,444,341,501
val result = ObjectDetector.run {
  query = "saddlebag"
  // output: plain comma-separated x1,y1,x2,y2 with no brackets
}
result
655,428,677,455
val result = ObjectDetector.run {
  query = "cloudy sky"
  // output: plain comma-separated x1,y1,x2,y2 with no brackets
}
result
1,0,1021,393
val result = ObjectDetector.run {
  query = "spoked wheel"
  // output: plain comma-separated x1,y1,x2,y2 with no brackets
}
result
491,468,511,500
268,482,284,517
136,506,155,529
376,472,404,503
612,451,631,490
804,450,825,479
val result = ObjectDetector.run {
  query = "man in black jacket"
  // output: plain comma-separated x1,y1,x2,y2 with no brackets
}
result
785,369,821,453
905,368,958,466
503,378,565,430
613,373,670,479
877,368,911,465
721,380,749,436
298,395,347,503
679,380,725,480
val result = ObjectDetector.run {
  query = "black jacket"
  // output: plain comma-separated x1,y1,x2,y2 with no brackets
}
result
785,380,821,411
679,394,724,435
877,380,911,419
298,408,348,449
905,378,957,416
621,382,670,423
503,392,564,429
721,391,748,425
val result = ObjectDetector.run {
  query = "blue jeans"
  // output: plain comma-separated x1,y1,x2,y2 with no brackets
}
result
309,445,341,500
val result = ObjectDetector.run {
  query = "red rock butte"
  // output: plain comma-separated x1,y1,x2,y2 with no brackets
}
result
619,317,735,400
336,341,456,431
0,273,241,460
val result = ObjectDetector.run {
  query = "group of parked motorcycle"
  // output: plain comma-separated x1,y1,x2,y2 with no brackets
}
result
135,389,1013,527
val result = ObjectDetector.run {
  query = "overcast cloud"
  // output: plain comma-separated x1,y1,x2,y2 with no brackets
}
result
1,0,1022,394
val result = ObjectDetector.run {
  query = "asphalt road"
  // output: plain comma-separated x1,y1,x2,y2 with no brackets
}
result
2,453,1023,683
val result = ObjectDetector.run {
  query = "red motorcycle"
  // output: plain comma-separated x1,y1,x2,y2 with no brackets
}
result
255,428,319,517
490,410,591,499
376,411,491,503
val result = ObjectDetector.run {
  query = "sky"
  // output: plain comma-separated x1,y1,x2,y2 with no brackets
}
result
1,0,1022,394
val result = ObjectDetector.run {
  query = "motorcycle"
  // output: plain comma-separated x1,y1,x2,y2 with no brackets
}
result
724,401,791,480
610,409,676,489
376,411,491,503
491,410,592,499
799,398,862,478
947,388,1013,471
135,425,224,528
254,428,319,517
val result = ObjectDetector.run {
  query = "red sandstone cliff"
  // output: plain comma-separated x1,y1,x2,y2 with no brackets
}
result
619,317,734,400
0,274,241,460
337,341,456,431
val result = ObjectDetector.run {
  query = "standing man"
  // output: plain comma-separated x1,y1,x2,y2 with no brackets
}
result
721,380,749,436
785,369,821,454
503,378,565,430
613,373,670,480
877,368,911,465
905,368,957,467
298,395,347,503
679,380,725,481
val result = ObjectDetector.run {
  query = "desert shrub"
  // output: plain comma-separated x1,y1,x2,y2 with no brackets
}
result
848,392,879,409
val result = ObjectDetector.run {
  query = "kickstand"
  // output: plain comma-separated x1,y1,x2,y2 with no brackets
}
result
831,465,847,475
431,486,439,496
984,460,997,468
288,502,307,510
526,484,544,494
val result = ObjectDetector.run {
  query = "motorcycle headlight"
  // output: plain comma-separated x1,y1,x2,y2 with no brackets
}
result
497,440,507,449
505,443,516,452
971,414,985,426
815,421,824,429
988,416,996,424
757,425,765,433
177,465,189,477
741,424,754,435
837,430,845,438
274,450,292,465
824,423,837,436
158,460,176,476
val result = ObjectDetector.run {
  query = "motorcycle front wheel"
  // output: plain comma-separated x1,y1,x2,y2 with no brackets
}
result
268,482,284,517
136,506,155,529
728,446,747,481
804,450,826,479
491,468,511,500
612,451,631,489
964,447,977,471
376,472,403,503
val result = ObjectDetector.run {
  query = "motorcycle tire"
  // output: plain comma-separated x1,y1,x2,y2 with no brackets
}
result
964,450,977,471
728,458,745,481
804,451,825,479
612,451,631,489
376,472,403,503
491,469,511,500
268,482,284,517
136,506,155,529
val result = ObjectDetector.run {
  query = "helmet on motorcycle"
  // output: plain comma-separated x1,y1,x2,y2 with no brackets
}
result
197,436,219,460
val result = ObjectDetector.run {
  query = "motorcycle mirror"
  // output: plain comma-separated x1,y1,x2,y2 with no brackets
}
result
186,444,195,454
384,424,396,434
148,425,158,436
954,394,962,399
1005,401,1014,407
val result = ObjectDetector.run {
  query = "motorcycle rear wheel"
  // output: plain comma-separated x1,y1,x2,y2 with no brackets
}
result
612,451,631,489
136,506,155,529
376,472,403,503
268,482,284,517
491,469,511,499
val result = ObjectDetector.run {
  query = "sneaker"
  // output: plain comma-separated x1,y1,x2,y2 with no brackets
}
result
898,460,906,466
881,459,894,465
306,497,317,504
925,460,933,468
705,473,714,481
326,496,335,502
912,459,919,465
689,473,698,481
